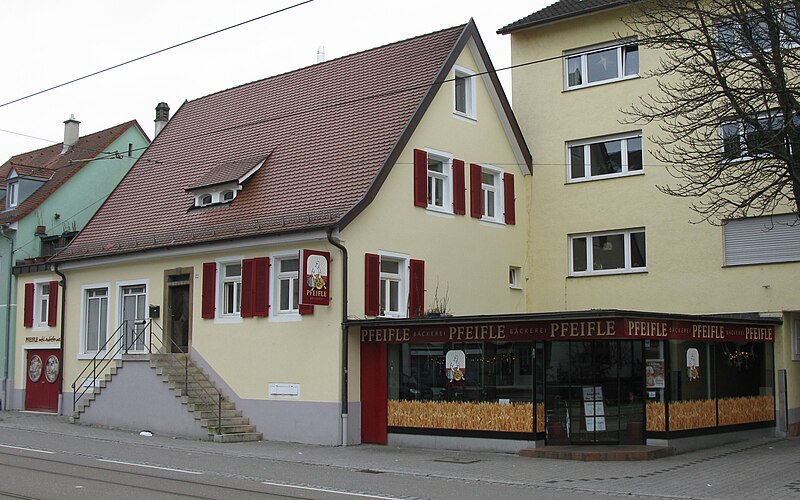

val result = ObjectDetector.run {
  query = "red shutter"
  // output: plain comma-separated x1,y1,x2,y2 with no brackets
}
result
47,280,58,327
469,163,482,218
408,259,425,318
365,253,380,316
453,159,466,215
23,283,34,328
299,304,314,315
201,262,217,319
413,149,428,207
241,259,254,318
503,172,516,225
253,257,270,317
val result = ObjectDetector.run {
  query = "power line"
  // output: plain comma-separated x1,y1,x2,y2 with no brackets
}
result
0,0,315,109
0,128,56,144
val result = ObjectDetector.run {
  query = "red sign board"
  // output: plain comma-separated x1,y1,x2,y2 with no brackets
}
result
300,250,330,306
359,317,775,344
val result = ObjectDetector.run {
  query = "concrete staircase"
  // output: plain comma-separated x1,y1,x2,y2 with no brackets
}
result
71,363,121,420
149,353,262,443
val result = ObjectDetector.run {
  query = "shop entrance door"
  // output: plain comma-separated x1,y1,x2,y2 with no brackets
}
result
545,340,644,445
24,349,61,412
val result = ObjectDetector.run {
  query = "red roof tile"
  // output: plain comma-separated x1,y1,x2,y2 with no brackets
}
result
57,21,530,261
0,120,148,225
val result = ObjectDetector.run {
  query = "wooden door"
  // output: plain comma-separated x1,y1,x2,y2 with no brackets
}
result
24,349,60,412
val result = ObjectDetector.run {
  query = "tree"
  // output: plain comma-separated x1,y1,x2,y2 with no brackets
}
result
622,0,800,223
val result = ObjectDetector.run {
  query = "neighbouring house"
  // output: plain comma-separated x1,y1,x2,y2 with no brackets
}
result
29,21,533,445
497,0,796,448
0,118,149,412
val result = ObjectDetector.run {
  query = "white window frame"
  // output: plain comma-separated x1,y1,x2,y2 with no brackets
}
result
509,266,522,290
567,132,644,182
479,164,504,224
7,181,19,208
569,229,647,276
425,148,453,214
218,260,242,320
33,281,50,329
79,283,110,358
193,183,240,208
716,7,800,59
453,65,477,120
564,41,639,90
378,252,409,318
272,253,300,318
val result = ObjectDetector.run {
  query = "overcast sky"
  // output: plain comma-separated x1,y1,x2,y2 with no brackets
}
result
0,0,548,163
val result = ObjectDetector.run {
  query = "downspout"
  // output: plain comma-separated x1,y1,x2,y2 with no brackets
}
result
0,226,13,410
326,226,349,446
52,264,66,416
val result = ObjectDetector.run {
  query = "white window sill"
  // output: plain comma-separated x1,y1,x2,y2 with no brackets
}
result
569,268,648,278
214,316,243,324
453,111,477,123
426,206,455,217
509,285,523,290
270,313,302,323
479,218,505,228
567,170,645,184
78,351,108,360
564,74,639,92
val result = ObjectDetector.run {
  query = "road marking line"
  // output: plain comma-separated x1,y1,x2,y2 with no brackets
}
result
97,459,203,475
0,444,55,454
261,481,401,499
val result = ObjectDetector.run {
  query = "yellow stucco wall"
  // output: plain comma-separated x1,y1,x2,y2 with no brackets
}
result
509,6,800,420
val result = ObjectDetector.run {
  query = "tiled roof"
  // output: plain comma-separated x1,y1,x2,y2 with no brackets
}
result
0,120,147,225
57,21,530,261
498,0,630,33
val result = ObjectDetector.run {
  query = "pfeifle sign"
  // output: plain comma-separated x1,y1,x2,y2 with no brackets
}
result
300,250,330,306
360,318,775,343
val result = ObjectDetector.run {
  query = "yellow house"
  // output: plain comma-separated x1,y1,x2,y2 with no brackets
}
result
500,0,798,446
13,21,533,445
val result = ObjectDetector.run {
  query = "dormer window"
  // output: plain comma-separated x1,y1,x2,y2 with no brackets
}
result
7,181,19,208
185,157,265,211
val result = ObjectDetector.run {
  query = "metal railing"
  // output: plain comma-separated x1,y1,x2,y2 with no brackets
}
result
72,320,223,435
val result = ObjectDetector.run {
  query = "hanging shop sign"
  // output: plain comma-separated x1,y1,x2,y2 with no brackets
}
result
360,317,775,343
300,250,330,306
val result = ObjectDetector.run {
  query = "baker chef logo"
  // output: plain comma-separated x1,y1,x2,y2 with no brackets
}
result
305,255,328,291
686,348,700,381
445,350,466,382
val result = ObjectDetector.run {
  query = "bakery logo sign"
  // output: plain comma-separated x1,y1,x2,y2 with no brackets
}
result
300,250,330,306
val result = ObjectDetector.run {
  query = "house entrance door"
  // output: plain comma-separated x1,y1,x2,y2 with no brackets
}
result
168,284,190,353
121,285,147,352
24,349,60,412
545,340,644,445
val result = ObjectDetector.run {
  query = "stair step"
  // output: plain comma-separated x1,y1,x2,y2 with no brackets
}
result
187,401,237,412
195,409,243,419
205,424,258,434
212,432,263,443
200,417,251,427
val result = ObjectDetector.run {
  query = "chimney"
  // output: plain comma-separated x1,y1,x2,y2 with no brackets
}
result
154,102,170,137
317,46,325,63
61,114,80,154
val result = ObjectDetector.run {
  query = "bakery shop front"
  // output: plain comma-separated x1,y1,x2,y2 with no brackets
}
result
356,311,778,450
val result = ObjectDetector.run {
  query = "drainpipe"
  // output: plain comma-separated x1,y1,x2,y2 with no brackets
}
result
52,264,66,416
326,226,349,446
0,226,15,411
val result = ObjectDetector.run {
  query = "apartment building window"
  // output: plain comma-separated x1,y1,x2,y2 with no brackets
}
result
717,6,800,58
364,253,425,318
565,42,639,89
721,111,797,160
570,229,647,276
793,319,800,361
723,213,800,265
7,181,18,208
568,133,643,181
453,65,476,119
35,283,50,327
380,258,405,317
427,153,452,211
83,287,109,353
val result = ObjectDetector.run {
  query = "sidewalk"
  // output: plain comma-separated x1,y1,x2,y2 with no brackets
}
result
1,410,798,499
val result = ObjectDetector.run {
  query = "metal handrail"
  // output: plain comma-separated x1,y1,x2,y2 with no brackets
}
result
72,320,133,413
145,321,223,435
71,320,224,435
